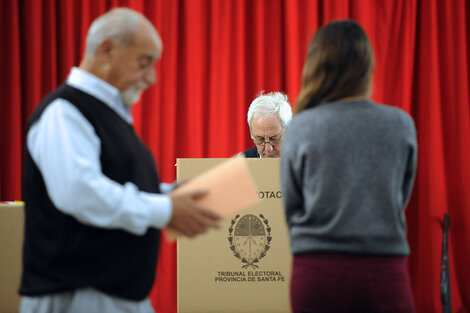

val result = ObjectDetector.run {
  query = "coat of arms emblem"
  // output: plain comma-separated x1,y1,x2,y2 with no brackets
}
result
228,213,272,269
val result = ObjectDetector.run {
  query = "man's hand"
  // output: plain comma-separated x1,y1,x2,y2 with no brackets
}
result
168,189,223,238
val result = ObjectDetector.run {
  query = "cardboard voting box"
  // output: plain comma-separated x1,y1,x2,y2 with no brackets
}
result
176,158,292,313
0,203,24,313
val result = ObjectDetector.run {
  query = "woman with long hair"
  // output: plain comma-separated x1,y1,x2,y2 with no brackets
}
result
281,20,417,313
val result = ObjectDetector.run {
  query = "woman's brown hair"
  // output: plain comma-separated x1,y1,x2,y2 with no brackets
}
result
295,20,374,114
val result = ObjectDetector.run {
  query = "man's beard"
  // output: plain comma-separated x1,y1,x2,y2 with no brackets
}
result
121,82,148,107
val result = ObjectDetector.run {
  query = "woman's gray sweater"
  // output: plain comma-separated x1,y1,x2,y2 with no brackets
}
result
281,99,417,256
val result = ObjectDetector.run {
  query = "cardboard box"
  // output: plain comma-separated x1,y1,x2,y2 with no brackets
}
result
177,159,292,313
0,203,24,313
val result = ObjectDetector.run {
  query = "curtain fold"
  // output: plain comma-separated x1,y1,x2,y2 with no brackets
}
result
1,1,469,312
0,0,22,200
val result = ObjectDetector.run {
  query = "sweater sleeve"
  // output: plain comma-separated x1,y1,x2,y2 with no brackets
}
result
281,126,304,227
401,114,418,207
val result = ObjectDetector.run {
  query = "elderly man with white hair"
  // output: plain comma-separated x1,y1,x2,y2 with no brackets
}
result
242,92,293,158
20,8,221,313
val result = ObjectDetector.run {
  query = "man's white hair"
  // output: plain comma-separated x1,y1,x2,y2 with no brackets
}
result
247,91,292,130
84,8,142,57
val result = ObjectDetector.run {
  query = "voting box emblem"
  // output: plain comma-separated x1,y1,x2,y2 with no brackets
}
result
228,213,272,269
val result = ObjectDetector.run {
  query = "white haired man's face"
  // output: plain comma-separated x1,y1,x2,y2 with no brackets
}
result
106,22,162,107
250,115,284,158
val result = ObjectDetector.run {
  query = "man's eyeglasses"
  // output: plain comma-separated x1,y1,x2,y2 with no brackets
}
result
251,134,283,146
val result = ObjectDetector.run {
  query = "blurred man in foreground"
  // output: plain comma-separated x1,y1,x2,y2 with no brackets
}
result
20,8,221,313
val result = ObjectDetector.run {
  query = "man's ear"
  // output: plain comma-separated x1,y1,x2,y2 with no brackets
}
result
96,38,115,61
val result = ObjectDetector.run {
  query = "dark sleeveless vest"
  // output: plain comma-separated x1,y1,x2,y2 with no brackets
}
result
20,84,161,300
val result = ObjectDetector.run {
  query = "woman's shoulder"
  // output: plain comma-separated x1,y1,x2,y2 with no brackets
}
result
374,103,415,126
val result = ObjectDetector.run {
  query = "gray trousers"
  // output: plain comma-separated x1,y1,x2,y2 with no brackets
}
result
20,288,155,313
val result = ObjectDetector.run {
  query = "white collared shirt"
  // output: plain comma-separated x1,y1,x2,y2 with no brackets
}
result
27,67,172,235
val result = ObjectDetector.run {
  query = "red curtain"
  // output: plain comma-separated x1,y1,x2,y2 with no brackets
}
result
1,1,469,312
